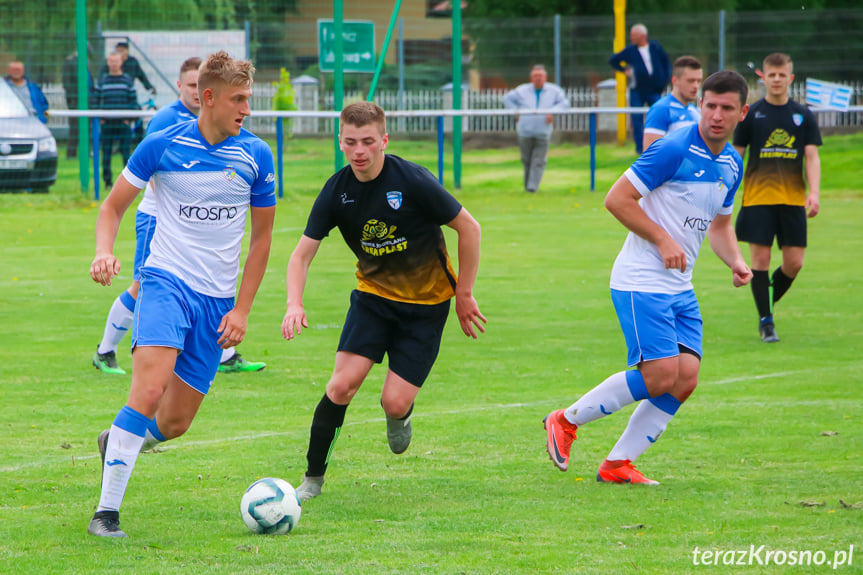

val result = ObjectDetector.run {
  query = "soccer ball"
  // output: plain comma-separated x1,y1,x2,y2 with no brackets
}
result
240,477,302,535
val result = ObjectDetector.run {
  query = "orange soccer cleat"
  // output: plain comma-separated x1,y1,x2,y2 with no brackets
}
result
597,459,659,485
543,409,578,471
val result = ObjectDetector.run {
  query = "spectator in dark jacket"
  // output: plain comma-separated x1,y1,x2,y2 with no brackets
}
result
5,61,49,124
609,24,671,154
92,52,139,188
99,41,156,94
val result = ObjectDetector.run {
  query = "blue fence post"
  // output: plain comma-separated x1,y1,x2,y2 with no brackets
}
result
276,117,284,199
92,117,101,201
437,115,444,184
589,113,597,193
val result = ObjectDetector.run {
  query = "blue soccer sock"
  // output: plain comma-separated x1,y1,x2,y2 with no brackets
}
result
98,405,148,512
607,393,681,462
98,290,136,355
564,370,649,426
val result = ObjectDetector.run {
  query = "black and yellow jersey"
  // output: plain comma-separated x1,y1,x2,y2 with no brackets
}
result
304,154,462,305
733,98,821,207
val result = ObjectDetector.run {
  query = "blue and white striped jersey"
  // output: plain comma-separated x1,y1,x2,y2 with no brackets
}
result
122,120,276,298
137,100,198,216
644,94,700,139
610,123,743,294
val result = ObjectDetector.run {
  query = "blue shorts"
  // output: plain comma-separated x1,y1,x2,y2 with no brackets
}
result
610,289,703,367
133,266,234,394
133,210,157,281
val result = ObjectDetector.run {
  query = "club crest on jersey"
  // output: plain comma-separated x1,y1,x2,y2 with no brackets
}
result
792,113,803,126
386,191,403,210
223,167,237,181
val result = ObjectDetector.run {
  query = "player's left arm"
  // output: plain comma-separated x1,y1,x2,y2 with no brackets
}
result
707,213,752,287
804,144,821,218
446,207,487,339
218,204,275,348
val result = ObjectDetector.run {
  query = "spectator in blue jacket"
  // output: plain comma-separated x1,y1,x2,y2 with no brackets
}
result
503,65,570,193
609,24,671,154
5,61,49,124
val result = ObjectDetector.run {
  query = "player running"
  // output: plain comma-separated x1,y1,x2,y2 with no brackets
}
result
282,102,486,501
91,56,267,375
87,51,275,537
544,71,752,485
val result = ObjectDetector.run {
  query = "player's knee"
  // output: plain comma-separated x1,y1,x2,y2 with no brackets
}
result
785,260,803,277
380,394,413,419
326,378,361,405
640,364,678,397
673,374,699,402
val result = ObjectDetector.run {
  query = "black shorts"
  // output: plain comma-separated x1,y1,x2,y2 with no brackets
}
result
338,290,450,387
735,205,807,248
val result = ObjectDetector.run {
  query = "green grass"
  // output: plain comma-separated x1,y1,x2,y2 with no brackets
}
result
1,134,861,574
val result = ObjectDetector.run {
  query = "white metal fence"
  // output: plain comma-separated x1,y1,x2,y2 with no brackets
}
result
43,81,863,137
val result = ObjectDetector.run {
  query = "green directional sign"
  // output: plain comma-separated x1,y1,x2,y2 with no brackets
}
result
318,19,376,73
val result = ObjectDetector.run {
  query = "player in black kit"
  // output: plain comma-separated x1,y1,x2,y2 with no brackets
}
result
281,102,486,501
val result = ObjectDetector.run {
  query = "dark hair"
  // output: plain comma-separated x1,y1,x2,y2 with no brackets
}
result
763,52,792,70
115,42,129,49
672,56,702,77
701,70,748,106
340,102,386,134
179,57,202,77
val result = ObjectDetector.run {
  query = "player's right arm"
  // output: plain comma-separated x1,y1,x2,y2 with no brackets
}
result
604,174,686,272
90,175,143,286
281,235,322,340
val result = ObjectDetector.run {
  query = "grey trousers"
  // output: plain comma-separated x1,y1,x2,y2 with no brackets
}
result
518,136,550,192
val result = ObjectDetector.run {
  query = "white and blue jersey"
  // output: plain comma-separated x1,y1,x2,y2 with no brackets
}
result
610,123,743,294
137,100,198,217
644,94,700,140
122,120,276,298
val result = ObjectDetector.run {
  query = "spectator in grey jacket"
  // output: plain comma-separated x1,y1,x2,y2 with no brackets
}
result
503,65,570,193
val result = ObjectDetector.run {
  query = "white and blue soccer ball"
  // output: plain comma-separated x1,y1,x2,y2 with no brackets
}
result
240,477,302,535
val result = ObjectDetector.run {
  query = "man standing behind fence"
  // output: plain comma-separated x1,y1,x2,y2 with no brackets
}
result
609,24,671,155
92,52,139,189
503,65,570,193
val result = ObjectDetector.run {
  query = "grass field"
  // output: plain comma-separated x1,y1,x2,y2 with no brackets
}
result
1,134,861,574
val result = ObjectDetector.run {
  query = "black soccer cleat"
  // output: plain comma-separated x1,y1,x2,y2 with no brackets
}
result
87,510,127,538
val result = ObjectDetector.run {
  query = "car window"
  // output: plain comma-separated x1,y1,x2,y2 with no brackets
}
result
0,80,30,119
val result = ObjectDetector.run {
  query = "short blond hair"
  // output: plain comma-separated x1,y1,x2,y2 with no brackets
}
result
198,51,254,97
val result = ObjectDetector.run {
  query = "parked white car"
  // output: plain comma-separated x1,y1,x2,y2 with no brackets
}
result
0,80,58,192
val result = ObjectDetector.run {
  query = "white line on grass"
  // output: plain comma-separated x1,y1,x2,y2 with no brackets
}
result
0,400,555,475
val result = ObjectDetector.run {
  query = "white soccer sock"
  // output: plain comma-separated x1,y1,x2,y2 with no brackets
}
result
220,347,237,364
98,425,145,512
140,429,162,452
564,371,642,426
98,294,135,355
606,400,676,462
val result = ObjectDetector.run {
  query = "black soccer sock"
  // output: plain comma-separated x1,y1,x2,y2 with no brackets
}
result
771,266,795,305
750,269,773,320
305,393,348,477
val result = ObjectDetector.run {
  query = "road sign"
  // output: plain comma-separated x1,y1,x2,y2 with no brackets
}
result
317,19,376,73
